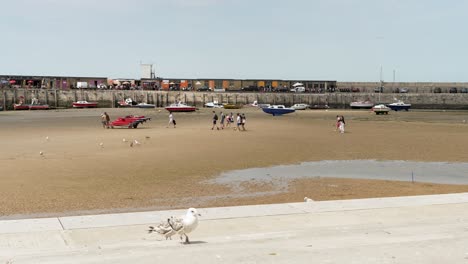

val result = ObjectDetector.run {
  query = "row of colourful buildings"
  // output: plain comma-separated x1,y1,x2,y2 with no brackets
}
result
0,74,337,92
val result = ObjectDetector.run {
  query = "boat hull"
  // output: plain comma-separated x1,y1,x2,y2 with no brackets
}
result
387,105,411,111
14,104,50,110
262,108,295,116
136,104,155,109
164,106,197,112
350,102,374,109
222,104,243,109
73,102,98,108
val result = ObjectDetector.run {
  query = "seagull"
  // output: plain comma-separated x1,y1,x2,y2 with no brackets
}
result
133,139,141,145
45,136,49,141
304,197,314,202
148,217,177,240
122,138,127,142
166,208,201,244
39,151,44,156
99,142,104,148
145,136,150,140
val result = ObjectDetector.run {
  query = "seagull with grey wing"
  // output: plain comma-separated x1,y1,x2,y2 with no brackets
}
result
148,208,201,244
169,208,201,244
148,217,177,240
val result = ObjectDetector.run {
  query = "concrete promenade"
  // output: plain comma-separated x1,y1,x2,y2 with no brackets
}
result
1,193,468,263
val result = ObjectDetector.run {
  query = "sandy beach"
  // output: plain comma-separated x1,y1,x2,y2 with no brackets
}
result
0,107,467,218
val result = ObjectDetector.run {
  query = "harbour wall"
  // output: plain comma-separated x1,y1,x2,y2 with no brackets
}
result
1,89,468,110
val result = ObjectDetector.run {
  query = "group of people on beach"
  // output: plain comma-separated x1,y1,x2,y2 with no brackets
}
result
212,111,246,131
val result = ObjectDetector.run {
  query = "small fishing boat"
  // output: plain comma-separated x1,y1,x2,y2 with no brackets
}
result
117,98,136,107
136,103,155,109
72,101,98,108
387,100,411,111
205,101,223,108
222,103,243,109
262,105,295,116
350,100,374,109
164,102,197,112
14,104,50,110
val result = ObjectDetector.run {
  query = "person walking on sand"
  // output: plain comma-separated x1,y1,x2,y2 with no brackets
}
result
241,113,246,131
236,113,242,131
335,115,341,132
167,111,176,128
339,115,345,134
211,111,219,130
220,111,226,130
101,112,110,128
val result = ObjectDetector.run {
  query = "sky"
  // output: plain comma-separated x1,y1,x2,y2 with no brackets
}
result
1,0,467,82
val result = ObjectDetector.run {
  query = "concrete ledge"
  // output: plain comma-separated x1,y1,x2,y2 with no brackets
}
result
1,192,467,233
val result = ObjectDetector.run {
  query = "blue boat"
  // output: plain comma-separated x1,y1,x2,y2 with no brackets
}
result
262,105,295,116
387,100,411,111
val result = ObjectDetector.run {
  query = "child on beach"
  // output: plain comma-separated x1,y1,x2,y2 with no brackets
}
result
167,112,176,128
101,112,110,128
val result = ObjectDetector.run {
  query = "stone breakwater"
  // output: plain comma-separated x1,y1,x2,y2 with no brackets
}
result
1,89,467,110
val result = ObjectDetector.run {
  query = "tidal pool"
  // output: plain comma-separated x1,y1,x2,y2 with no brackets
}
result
210,160,468,186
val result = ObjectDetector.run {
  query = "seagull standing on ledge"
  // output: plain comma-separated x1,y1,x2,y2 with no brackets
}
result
148,208,201,243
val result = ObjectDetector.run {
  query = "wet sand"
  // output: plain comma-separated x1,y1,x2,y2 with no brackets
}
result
0,107,468,218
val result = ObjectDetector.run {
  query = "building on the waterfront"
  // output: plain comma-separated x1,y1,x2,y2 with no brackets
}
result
0,75,107,89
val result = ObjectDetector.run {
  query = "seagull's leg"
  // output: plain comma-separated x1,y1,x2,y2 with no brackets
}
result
185,234,190,244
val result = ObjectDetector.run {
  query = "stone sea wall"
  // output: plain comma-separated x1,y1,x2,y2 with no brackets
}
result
1,89,467,110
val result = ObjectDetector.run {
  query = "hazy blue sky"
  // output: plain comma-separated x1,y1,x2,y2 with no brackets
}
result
1,0,467,81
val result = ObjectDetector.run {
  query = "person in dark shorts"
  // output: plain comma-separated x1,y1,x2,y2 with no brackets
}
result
211,111,219,130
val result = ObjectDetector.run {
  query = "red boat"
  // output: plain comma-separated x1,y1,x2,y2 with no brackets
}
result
72,101,98,108
109,115,151,128
164,102,197,112
14,104,50,110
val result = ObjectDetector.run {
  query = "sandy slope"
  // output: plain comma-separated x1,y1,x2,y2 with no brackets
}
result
0,107,467,218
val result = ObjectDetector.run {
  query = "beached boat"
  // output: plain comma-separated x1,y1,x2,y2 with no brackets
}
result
117,98,136,107
205,101,223,108
136,103,155,109
372,104,390,115
164,102,197,112
387,100,411,111
251,100,271,108
72,101,98,108
13,104,50,110
222,103,243,109
350,100,374,109
291,103,309,110
262,105,295,116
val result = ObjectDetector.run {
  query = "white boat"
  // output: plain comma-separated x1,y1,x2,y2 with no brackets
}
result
372,104,390,115
291,103,309,110
350,100,374,109
205,101,224,108
251,100,271,108
387,100,411,111
136,103,155,108
262,105,295,116
164,102,197,112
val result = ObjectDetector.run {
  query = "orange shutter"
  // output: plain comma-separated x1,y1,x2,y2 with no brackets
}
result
222,80,229,89
209,80,215,89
